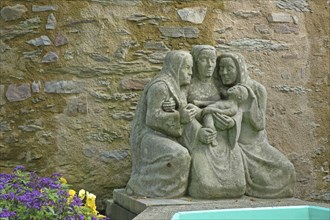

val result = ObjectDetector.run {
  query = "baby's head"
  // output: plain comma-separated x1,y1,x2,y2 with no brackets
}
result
227,85,248,103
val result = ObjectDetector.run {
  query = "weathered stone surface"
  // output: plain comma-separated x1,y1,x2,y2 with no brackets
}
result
49,61,160,77
126,50,296,200
64,51,74,60
0,121,11,132
0,85,6,105
89,91,112,100
20,107,36,115
44,81,84,94
276,0,310,12
115,28,131,35
0,40,10,53
19,17,42,29
23,49,42,60
144,41,170,51
0,17,41,40
46,13,57,30
64,19,98,27
89,53,111,62
31,81,41,93
177,7,207,24
282,53,298,59
254,24,270,34
42,52,59,63
87,130,122,143
32,5,58,12
6,84,31,102
233,10,260,19
83,148,97,158
89,90,138,101
159,27,199,38
120,78,151,90
216,38,289,51
0,29,37,41
127,13,168,25
292,16,300,25
91,0,141,5
272,85,312,95
274,24,299,34
65,97,88,116
215,26,233,34
147,52,167,64
151,0,194,2
18,124,44,132
0,4,28,21
54,32,69,46
27,36,52,46
267,13,292,23
0,0,328,208
115,40,139,60
100,150,129,162
112,111,135,120
31,95,46,104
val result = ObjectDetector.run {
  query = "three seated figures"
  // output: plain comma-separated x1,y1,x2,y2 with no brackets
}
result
125,46,296,199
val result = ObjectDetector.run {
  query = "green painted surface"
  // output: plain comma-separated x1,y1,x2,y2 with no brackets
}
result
171,206,330,220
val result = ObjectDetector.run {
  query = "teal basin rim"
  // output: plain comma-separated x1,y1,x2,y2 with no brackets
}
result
171,205,330,220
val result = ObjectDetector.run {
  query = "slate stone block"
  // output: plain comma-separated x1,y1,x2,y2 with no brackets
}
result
0,4,27,21
177,7,207,24
267,13,292,23
159,27,199,38
6,84,31,102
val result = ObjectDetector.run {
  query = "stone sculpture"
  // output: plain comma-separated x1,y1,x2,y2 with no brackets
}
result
126,46,296,199
126,50,208,198
216,53,296,198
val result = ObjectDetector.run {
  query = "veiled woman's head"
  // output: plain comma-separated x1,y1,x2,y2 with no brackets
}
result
162,51,193,86
190,45,217,81
217,53,247,87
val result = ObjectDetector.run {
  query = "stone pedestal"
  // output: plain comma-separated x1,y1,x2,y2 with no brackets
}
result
109,189,330,220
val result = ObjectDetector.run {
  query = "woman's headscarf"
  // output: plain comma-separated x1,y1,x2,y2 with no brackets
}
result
158,50,193,92
215,53,249,99
190,45,216,78
130,50,192,174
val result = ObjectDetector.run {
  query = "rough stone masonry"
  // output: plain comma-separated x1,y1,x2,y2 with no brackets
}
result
0,0,329,208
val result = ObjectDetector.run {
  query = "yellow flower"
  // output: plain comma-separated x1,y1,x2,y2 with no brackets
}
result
86,192,97,213
68,189,76,197
60,177,67,184
67,189,76,204
78,189,86,200
97,214,107,219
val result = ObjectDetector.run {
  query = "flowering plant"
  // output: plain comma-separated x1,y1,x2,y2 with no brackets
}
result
0,166,109,220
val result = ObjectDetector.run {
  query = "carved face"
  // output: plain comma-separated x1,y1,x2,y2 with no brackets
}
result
179,56,193,86
219,57,238,86
227,85,248,102
196,50,217,80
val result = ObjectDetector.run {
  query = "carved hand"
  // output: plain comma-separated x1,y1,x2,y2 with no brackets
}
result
198,127,216,144
162,97,176,112
180,103,198,124
213,113,235,130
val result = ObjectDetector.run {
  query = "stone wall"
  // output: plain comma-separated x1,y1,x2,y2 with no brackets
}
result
0,0,329,207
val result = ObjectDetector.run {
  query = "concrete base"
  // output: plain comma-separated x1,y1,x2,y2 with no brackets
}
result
109,202,137,220
109,188,330,220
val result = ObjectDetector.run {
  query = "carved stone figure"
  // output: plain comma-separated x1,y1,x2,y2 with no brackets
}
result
202,85,249,137
125,51,198,198
216,53,296,198
186,46,246,199
187,45,220,106
126,47,296,199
